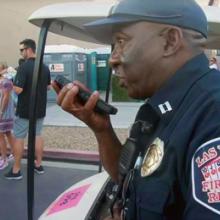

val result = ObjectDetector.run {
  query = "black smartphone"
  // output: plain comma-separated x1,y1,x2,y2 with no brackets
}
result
54,75,118,115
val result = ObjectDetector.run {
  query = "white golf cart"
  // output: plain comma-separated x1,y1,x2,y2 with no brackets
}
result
27,2,220,220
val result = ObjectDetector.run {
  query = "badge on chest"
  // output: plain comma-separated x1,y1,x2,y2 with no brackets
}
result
141,138,164,177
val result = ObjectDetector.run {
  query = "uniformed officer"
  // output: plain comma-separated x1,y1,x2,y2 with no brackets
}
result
54,0,220,219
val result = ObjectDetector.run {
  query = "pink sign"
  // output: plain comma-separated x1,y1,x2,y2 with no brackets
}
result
47,184,91,216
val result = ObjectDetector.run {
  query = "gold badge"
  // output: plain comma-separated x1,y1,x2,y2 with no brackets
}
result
141,138,164,177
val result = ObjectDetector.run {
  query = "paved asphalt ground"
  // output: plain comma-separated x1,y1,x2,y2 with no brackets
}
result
0,160,99,220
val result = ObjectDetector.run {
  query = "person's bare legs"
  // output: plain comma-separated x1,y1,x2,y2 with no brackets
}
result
0,133,7,160
11,135,43,173
12,138,24,173
5,131,14,155
35,135,44,167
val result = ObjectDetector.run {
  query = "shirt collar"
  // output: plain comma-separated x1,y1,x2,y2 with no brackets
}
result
147,53,210,124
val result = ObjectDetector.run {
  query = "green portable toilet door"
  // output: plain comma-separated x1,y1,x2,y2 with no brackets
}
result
87,52,97,91
73,53,88,87
96,54,110,91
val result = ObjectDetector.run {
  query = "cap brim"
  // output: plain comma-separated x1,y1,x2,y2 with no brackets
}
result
84,17,139,44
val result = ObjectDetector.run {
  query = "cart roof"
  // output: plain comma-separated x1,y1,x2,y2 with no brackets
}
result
28,2,112,44
28,2,220,49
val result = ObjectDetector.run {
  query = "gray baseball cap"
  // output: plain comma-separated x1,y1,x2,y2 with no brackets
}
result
84,0,207,44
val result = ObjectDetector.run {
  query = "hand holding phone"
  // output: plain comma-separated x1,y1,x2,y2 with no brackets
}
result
54,75,118,115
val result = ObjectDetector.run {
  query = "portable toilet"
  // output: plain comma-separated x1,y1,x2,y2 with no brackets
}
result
43,45,88,102
95,47,111,91
87,50,97,91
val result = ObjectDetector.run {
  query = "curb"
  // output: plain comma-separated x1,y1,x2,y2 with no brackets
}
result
23,148,100,165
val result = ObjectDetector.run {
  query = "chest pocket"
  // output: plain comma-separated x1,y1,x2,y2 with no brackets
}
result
135,177,171,219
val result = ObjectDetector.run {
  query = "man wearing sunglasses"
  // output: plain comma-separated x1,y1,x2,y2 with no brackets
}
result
5,39,51,180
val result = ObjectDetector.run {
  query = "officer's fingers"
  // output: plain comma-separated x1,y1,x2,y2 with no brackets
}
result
57,83,77,107
83,91,100,112
51,80,61,94
73,80,90,92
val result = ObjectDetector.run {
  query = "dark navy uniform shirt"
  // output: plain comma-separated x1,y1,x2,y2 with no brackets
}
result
125,53,220,220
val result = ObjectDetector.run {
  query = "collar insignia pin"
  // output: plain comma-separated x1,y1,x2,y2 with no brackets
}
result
158,101,172,114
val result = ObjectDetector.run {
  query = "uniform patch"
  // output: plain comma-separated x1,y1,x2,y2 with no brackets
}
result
141,137,164,177
192,138,220,215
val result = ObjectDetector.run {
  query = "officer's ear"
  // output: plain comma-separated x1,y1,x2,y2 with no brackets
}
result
160,26,183,56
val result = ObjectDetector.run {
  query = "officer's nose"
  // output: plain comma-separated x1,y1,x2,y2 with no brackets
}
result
109,45,121,69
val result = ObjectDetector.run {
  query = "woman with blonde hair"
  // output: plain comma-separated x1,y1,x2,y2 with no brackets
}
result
0,62,15,170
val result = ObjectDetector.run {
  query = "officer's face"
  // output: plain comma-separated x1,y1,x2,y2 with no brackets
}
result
109,22,167,99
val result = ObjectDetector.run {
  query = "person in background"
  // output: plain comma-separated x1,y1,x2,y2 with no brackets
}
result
0,62,18,106
209,57,219,69
0,62,15,170
53,0,220,219
15,58,25,71
4,39,51,180
12,58,26,106
0,62,17,81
